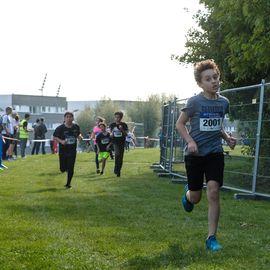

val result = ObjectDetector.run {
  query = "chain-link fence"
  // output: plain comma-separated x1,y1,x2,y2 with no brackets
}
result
154,80,270,200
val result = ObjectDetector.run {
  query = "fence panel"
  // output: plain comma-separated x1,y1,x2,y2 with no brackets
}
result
222,85,261,193
156,81,270,199
170,99,187,176
159,102,171,171
256,83,270,194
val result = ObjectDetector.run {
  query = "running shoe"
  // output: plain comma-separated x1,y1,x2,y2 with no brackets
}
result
0,164,8,169
181,184,194,212
206,235,223,251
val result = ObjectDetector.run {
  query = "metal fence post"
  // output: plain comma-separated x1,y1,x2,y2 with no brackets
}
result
168,98,177,173
251,79,265,193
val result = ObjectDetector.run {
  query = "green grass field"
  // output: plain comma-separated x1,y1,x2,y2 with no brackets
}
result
0,149,269,270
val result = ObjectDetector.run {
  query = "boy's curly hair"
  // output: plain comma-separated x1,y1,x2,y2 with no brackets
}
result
194,59,220,83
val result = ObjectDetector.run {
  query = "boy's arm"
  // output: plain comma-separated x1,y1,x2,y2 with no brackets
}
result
118,123,128,136
106,141,112,151
176,112,198,154
78,133,83,140
221,129,236,150
53,136,66,145
53,127,66,145
96,143,100,153
23,121,32,132
3,117,10,135
90,130,95,140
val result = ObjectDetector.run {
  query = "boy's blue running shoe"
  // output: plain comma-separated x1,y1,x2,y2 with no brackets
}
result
206,235,223,251
181,184,194,212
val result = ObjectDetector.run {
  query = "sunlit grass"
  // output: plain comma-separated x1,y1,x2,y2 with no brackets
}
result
0,148,269,269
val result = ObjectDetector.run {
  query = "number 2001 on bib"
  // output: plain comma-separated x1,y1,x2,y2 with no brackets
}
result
200,112,223,131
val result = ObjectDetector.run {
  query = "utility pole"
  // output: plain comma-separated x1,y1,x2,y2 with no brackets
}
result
56,84,61,97
39,73,47,96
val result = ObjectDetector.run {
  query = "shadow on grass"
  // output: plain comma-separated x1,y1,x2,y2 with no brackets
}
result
75,172,98,179
126,244,184,269
28,187,60,193
126,244,203,270
125,243,236,270
37,171,60,177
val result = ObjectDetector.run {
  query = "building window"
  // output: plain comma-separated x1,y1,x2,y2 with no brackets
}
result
50,106,56,113
20,105,30,112
30,106,37,114
53,123,61,129
46,123,53,129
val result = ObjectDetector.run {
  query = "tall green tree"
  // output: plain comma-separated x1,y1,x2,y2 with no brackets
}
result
172,0,270,88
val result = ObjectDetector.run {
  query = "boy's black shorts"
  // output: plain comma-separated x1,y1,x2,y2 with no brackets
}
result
184,152,224,191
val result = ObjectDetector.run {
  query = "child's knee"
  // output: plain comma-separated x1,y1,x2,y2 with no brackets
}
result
189,191,202,204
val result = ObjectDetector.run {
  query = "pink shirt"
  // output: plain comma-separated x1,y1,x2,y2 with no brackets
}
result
92,126,102,144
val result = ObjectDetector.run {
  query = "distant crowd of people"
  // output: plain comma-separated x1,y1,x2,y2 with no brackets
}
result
0,106,48,165
1,108,136,189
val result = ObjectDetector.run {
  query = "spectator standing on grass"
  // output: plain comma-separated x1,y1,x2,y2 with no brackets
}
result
6,112,19,160
91,116,105,174
31,118,42,155
96,122,112,175
19,113,31,159
1,106,13,160
12,113,20,158
40,117,48,154
53,112,83,189
176,59,236,251
109,111,128,177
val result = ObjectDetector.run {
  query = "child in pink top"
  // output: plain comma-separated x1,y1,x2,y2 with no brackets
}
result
91,116,104,173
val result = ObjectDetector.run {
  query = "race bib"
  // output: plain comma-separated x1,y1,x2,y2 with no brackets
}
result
200,112,222,131
66,136,76,144
101,138,110,144
113,130,122,137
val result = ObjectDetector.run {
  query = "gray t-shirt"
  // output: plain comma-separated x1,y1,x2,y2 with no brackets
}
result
182,93,229,156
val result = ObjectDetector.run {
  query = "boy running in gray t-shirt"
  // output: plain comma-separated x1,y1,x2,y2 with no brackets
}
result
176,59,236,251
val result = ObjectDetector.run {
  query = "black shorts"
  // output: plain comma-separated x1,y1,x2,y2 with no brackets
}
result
184,152,224,191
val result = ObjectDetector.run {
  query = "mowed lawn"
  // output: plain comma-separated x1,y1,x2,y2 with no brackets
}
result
0,148,269,270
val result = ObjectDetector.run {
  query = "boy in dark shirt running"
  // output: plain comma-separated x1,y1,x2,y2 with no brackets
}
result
53,112,83,189
109,112,128,177
96,123,112,175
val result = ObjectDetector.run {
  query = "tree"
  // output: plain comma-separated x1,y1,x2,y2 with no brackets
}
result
75,106,95,137
94,97,120,125
172,0,270,88
127,94,170,138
